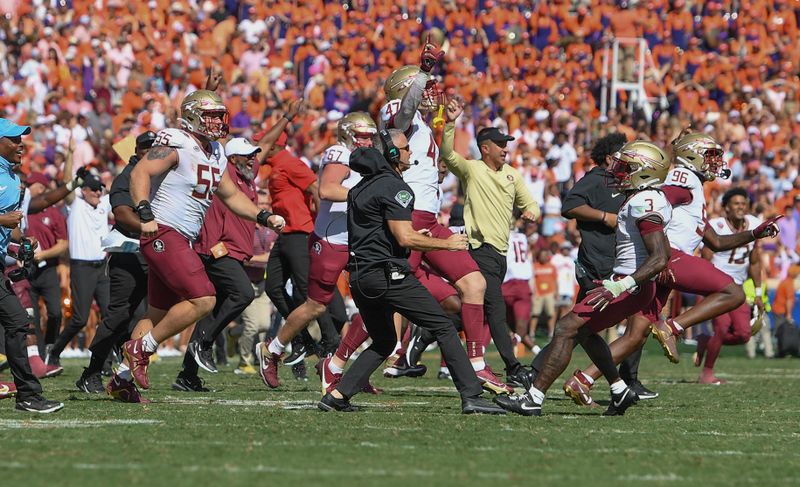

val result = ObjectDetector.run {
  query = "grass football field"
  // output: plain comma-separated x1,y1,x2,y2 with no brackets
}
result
2,341,799,487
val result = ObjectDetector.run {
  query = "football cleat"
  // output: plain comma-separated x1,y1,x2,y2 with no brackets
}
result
493,393,541,416
292,362,308,381
651,319,680,364
0,381,17,400
698,370,726,385
75,369,104,394
383,355,427,378
317,356,342,395
629,381,659,400
318,393,358,412
361,381,383,395
603,387,639,416
563,370,597,407
172,373,211,392
106,375,150,403
283,343,307,366
405,324,434,367
476,366,513,394
122,339,152,389
15,395,64,414
462,396,507,415
506,365,534,389
189,341,218,374
234,363,257,375
437,367,452,380
255,343,281,389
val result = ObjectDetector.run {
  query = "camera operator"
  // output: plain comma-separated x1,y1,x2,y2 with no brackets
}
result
0,118,64,412
318,128,503,415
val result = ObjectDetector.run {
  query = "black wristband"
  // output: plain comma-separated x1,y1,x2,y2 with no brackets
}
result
257,210,272,227
282,114,294,122
136,200,155,223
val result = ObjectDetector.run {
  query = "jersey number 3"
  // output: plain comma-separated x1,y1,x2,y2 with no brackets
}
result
192,164,221,200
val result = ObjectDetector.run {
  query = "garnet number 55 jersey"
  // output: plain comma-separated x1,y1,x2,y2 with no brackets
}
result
313,143,361,246
150,128,227,241
613,189,672,276
708,215,761,285
664,166,706,254
380,100,440,214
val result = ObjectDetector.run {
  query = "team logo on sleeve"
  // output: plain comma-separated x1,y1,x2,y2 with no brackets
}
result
153,239,165,253
394,190,413,208
312,241,322,255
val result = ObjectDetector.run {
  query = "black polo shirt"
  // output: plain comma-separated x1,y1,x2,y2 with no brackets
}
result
109,161,139,239
561,166,624,280
347,148,414,274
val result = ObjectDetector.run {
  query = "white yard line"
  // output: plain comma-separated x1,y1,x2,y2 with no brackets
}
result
0,418,162,429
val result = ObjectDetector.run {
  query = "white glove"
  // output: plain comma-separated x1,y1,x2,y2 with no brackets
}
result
601,275,637,298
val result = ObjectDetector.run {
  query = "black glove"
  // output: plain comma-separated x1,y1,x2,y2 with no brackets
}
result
257,210,272,227
136,200,155,223
17,239,35,262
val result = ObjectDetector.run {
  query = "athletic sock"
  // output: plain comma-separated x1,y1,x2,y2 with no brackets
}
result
334,314,369,363
27,345,38,358
610,379,628,395
141,332,158,353
461,303,485,359
328,360,344,375
527,386,545,404
268,338,285,356
578,371,595,386
439,366,449,374
116,363,132,381
471,359,486,372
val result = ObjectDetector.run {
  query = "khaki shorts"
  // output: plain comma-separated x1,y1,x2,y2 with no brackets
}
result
533,294,556,317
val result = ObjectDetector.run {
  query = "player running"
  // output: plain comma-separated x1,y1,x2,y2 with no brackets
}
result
564,133,781,406
256,112,378,392
495,141,672,416
697,188,765,384
107,90,284,402
380,42,516,392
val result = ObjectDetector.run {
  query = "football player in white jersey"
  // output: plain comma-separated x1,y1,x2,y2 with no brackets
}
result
380,42,505,391
503,227,535,352
697,188,764,384
107,90,285,402
568,133,781,406
256,112,379,393
496,141,672,417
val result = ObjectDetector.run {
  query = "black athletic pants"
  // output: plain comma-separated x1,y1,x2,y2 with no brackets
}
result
182,255,254,376
27,265,62,355
0,275,42,400
86,252,148,375
51,259,110,359
469,244,521,374
337,269,483,401
265,232,339,353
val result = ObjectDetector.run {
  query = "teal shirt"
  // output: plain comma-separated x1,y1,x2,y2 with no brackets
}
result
0,155,23,261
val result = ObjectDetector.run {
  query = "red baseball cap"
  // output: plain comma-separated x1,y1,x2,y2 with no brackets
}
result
26,172,50,187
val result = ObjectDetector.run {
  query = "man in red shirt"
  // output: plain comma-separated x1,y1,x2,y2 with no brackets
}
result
263,131,341,378
24,173,68,360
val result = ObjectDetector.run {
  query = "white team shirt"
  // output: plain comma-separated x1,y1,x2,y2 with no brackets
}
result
664,167,706,254
67,192,111,261
504,231,533,282
614,189,672,275
150,128,227,241
709,215,761,285
551,252,576,297
380,100,440,214
313,144,361,245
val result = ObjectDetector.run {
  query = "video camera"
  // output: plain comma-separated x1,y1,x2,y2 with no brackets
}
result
9,238,35,282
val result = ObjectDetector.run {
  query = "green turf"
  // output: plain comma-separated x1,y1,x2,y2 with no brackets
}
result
2,342,799,487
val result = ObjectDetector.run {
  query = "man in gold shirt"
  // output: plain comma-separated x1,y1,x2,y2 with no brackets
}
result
440,98,540,386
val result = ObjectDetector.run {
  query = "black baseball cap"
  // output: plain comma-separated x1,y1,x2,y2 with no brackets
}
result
84,174,103,191
136,131,157,151
477,127,515,145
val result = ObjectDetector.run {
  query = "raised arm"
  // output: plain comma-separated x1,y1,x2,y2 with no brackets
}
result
440,98,469,177
703,215,783,252
255,98,304,165
391,39,444,132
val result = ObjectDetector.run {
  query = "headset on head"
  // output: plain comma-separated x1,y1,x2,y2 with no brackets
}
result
379,129,401,166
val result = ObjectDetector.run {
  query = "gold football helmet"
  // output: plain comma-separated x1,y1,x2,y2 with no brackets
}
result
337,112,377,150
383,65,440,112
609,141,670,191
179,90,229,140
672,132,725,181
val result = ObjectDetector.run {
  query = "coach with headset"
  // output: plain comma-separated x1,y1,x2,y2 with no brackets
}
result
318,128,504,415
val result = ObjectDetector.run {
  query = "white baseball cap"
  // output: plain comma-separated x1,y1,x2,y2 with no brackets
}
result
225,138,262,156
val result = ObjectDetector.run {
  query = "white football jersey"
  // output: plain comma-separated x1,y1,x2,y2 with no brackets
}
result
709,215,761,285
551,252,576,297
504,231,533,282
313,144,360,245
150,128,227,240
614,189,672,275
380,100,440,214
664,167,706,254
